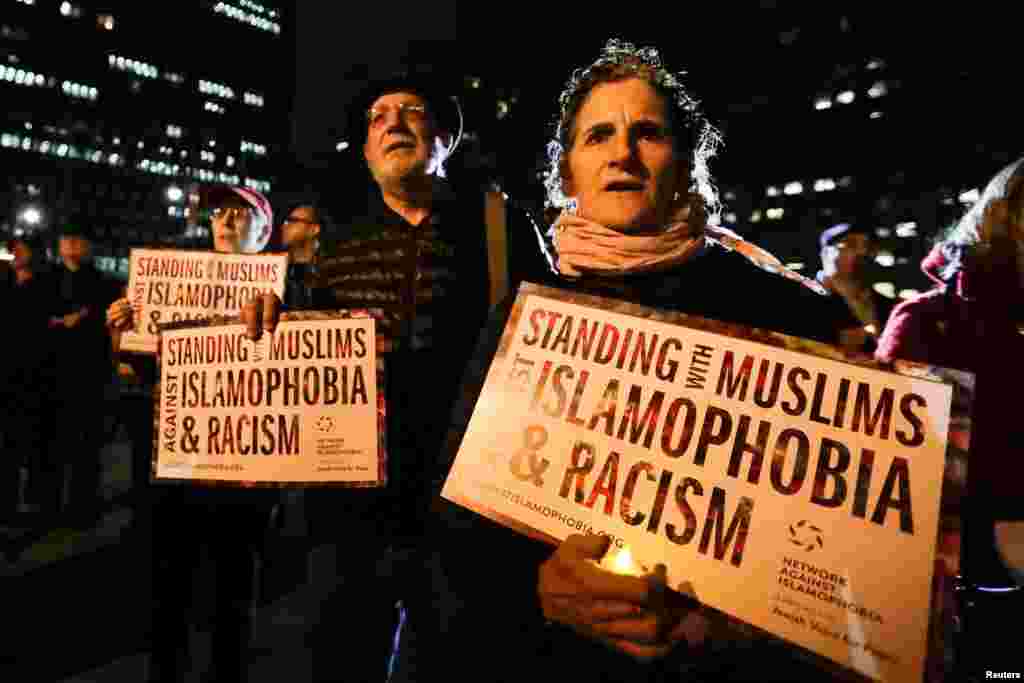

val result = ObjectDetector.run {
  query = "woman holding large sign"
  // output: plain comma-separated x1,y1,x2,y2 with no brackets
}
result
106,185,279,683
400,39,846,682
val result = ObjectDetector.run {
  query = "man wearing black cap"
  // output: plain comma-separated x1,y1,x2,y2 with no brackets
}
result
296,70,506,682
44,220,118,526
817,222,894,352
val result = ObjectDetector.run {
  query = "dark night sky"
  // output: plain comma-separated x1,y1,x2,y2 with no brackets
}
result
292,3,1018,191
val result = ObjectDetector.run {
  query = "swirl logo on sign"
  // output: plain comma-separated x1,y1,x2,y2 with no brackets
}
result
788,520,824,552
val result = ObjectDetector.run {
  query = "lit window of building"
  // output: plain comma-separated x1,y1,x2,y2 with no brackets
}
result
786,261,805,271
97,14,114,30
59,2,83,18
866,58,884,70
244,91,264,107
244,177,271,192
163,71,185,85
783,181,803,195
766,207,785,220
1,65,51,89
240,140,266,156
813,178,836,192
204,101,226,114
895,221,917,238
201,150,216,163
1,130,124,167
837,176,854,188
873,282,896,299
199,79,236,99
875,251,896,267
867,81,888,98
869,111,883,119
108,54,159,79
899,289,920,300
62,80,99,100
211,2,282,34
958,188,980,204
16,0,36,5
750,210,762,223
166,124,183,138
766,186,780,197
814,97,832,110
876,227,892,238
835,90,855,105
723,212,737,224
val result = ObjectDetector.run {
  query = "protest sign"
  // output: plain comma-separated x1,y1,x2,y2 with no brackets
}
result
121,248,288,354
442,283,972,682
153,310,384,487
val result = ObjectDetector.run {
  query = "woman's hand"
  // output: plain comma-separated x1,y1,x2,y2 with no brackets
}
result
106,297,133,355
241,292,282,341
106,297,134,330
538,534,708,661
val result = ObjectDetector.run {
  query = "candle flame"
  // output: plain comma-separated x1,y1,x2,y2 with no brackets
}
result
601,546,646,576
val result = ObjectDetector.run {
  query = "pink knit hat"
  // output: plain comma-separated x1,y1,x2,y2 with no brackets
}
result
229,186,273,253
206,185,274,253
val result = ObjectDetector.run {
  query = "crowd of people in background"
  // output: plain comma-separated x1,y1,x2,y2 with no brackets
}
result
2,37,1021,683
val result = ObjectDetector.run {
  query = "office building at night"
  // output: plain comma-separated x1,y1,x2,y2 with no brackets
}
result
1,0,292,277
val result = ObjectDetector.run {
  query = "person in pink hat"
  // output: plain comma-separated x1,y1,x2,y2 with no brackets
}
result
106,184,280,683
205,185,274,255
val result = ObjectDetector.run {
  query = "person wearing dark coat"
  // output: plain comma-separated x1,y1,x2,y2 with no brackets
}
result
43,223,118,527
392,39,846,683
815,222,895,353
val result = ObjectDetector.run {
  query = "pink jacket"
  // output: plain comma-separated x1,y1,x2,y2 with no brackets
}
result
876,244,1024,513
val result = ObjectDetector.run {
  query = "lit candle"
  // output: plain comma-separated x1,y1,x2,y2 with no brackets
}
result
594,545,648,577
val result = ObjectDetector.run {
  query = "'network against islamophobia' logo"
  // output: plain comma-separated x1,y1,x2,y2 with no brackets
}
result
788,520,824,552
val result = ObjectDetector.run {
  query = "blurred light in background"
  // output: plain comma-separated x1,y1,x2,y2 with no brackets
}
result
20,206,42,225
873,282,896,299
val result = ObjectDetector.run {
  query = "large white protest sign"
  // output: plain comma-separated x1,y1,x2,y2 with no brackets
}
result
153,311,385,487
122,248,288,354
442,283,971,682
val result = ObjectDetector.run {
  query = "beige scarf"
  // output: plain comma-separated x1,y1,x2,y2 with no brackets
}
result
553,202,826,295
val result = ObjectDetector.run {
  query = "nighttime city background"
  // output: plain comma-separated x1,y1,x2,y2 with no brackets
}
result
1,2,1020,680
2,1,1020,300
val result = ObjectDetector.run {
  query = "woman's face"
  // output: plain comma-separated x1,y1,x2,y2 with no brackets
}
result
563,77,687,231
212,203,255,254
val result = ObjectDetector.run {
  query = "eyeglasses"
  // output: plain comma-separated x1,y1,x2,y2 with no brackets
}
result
366,103,428,129
212,206,252,221
284,215,317,225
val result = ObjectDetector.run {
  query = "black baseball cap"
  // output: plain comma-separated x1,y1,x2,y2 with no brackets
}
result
819,222,869,250
58,215,93,239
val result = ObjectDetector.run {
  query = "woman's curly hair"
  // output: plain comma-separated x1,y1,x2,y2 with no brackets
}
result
936,156,1024,281
542,38,724,224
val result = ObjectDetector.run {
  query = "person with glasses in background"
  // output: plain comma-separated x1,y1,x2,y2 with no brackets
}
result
816,221,894,353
